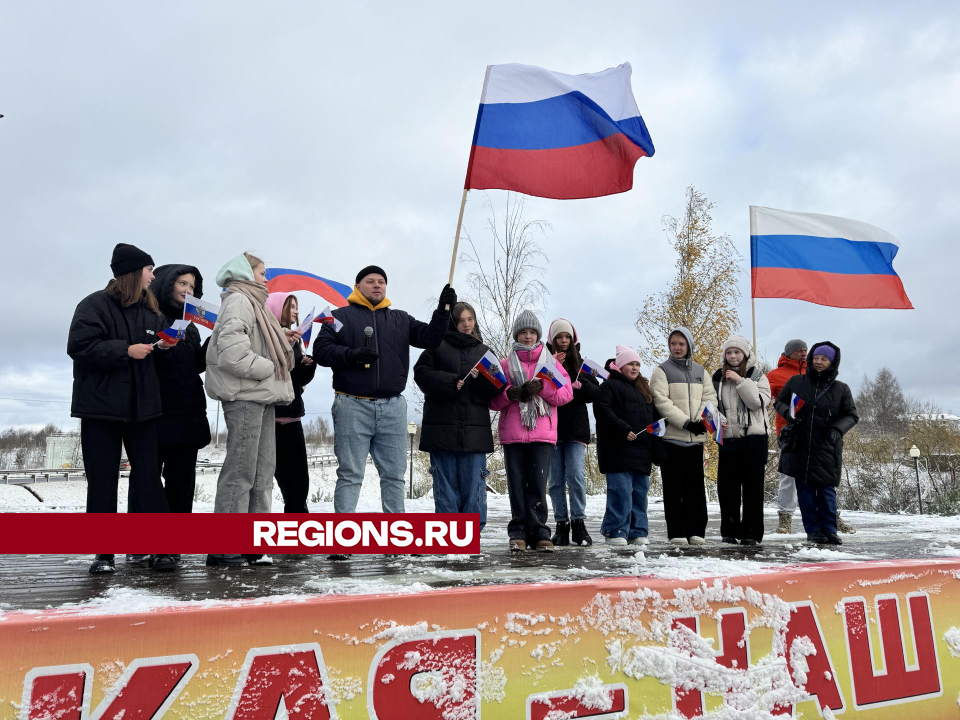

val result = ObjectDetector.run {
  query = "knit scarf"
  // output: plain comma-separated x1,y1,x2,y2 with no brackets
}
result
507,341,552,429
224,280,294,381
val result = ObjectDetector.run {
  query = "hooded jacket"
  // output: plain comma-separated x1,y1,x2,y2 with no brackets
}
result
774,342,859,487
205,256,294,405
414,321,499,454
546,320,600,444
312,288,448,399
149,264,211,447
649,327,718,445
594,359,664,475
489,344,574,445
767,354,806,436
67,289,165,422
711,356,771,441
266,292,317,419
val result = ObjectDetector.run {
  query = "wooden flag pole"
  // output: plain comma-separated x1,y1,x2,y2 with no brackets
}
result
751,296,758,359
445,187,469,309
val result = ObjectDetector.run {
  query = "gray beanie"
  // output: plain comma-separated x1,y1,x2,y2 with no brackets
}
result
784,338,807,356
511,310,542,342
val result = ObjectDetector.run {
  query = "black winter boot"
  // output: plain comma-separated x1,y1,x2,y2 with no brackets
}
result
571,520,593,546
551,521,570,546
89,554,116,574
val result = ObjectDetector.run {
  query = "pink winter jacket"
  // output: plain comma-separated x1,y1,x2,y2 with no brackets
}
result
490,344,574,445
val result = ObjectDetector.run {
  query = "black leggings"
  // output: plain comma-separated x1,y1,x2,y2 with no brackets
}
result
275,421,310,513
159,444,199,513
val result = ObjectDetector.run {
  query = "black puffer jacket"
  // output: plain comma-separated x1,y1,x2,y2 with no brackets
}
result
149,265,211,447
313,293,447,398
775,342,858,487
414,324,499,454
594,360,664,475
276,342,318,419
546,341,600,444
67,290,165,422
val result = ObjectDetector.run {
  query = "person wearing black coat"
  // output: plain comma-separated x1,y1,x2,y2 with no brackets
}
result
414,303,500,531
67,243,171,574
775,342,858,545
148,264,211,519
593,347,663,546
268,292,318,513
546,319,600,546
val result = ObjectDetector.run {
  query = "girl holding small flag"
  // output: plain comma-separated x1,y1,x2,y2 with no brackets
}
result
649,327,718,545
594,346,663,546
68,243,172,574
414,302,500,529
546,319,600,546
711,335,771,546
205,253,294,567
490,311,573,552
267,291,317,513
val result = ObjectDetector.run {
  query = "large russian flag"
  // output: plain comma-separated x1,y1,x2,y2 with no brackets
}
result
750,206,913,310
465,63,655,200
264,268,352,308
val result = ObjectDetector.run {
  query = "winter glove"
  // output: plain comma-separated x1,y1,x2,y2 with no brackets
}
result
828,428,843,444
437,284,458,311
506,386,522,402
684,420,707,436
347,347,380,367
519,379,544,402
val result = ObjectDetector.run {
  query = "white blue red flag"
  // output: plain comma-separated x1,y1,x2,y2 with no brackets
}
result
297,308,315,348
579,358,610,381
183,295,219,329
474,350,508,389
644,419,666,437
158,319,190,345
315,306,343,333
465,63,655,200
534,353,568,389
790,393,805,419
702,402,723,445
750,206,912,310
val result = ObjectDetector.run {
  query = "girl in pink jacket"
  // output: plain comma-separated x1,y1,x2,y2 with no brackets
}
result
490,310,573,552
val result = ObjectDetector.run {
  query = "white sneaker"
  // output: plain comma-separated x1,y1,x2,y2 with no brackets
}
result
605,537,628,546
687,536,706,545
669,537,689,545
628,537,650,546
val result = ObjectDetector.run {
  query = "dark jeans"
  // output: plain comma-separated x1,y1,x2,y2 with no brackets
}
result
796,479,838,536
717,447,765,542
601,471,650,540
661,442,707,540
275,421,310,513
159,444,198,513
503,443,552,545
81,418,168,513
429,451,488,531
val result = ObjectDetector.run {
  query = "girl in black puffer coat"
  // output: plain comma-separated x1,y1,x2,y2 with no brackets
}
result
775,342,858,545
414,303,500,531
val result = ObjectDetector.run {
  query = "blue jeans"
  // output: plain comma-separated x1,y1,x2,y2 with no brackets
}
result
549,442,587,522
429,451,488,531
601,471,650,540
332,394,408,513
796,479,838,536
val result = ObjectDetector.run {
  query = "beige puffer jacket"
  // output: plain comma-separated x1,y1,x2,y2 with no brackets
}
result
649,327,718,445
205,292,294,405
712,360,771,440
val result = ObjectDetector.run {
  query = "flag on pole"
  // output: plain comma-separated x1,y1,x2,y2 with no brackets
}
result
265,268,352,308
644,419,666,437
158,319,190,345
464,63,655,200
474,350,508,389
297,308,315,348
579,358,610,381
315,306,343,332
702,402,723,445
790,393,805,419
183,295,219,329
750,206,912,309
534,353,569,389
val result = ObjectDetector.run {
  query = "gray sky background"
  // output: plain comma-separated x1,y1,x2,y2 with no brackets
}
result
1,1,958,432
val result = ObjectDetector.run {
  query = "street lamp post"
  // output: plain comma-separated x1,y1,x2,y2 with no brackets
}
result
407,422,417,500
910,444,923,514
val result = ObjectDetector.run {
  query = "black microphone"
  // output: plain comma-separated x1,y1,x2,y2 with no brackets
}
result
363,327,374,368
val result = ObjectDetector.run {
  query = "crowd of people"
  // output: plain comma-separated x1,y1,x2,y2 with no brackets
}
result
67,243,860,573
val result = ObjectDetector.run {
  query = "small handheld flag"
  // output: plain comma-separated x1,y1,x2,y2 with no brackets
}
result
535,353,568,389
702,402,723,445
297,308,315,348
157,319,190,346
642,419,666,437
472,350,508,389
579,358,610,381
315,306,344,333
184,295,219,330
790,393,805,419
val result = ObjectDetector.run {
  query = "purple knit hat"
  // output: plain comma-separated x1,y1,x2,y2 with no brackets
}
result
811,344,837,363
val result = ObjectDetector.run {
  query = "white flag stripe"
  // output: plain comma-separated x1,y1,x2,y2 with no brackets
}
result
749,206,900,247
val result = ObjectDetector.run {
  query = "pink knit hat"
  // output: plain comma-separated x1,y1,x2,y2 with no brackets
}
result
266,292,293,323
615,345,641,368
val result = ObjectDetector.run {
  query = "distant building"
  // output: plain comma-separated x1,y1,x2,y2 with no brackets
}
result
45,433,80,469
911,413,960,432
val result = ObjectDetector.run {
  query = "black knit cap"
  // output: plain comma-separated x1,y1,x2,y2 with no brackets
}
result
110,243,155,277
355,265,387,285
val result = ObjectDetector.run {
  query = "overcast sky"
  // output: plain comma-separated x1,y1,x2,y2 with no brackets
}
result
1,1,958,432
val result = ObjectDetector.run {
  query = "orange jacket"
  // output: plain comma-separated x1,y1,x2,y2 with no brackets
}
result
766,354,806,436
